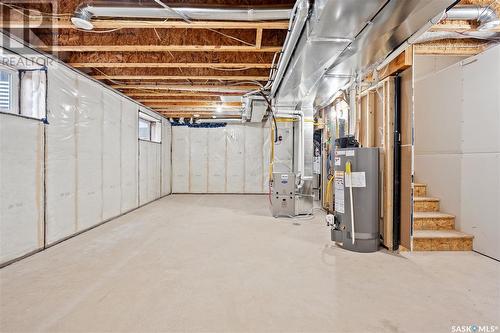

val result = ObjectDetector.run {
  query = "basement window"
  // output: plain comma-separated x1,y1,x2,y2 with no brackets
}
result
0,67,18,115
138,112,161,143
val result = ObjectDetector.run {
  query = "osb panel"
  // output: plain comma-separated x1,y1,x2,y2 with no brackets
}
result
35,29,287,47
400,146,412,249
414,184,427,197
68,52,276,64
86,68,270,77
414,200,440,212
413,238,473,251
414,217,455,231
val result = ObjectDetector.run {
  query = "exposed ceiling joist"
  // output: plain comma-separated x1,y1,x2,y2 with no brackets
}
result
1,18,289,30
414,42,486,55
93,75,268,81
70,62,273,69
39,45,282,53
112,84,258,92
125,92,232,97
150,106,240,111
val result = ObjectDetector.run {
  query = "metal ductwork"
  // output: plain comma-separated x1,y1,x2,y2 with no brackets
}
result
71,2,292,30
446,5,500,31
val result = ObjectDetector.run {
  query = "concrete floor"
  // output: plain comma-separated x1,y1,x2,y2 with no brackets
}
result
1,195,499,333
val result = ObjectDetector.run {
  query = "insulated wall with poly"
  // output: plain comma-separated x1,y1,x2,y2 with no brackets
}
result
207,128,226,193
161,120,172,196
273,121,294,172
0,114,44,264
190,128,208,193
172,126,190,193
244,124,264,193
121,100,139,212
139,140,161,205
76,76,104,231
45,64,78,244
262,121,271,191
102,90,122,220
226,125,245,193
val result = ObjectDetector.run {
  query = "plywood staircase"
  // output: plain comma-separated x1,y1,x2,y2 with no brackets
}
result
412,183,474,251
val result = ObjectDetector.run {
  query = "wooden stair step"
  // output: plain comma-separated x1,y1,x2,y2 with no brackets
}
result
414,212,455,230
413,230,473,251
414,183,427,197
414,196,440,212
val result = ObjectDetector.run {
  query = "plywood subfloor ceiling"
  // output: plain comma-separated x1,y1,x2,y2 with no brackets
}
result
1,0,293,119
2,0,499,118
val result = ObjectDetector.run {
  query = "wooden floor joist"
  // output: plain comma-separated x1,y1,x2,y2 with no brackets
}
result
1,18,289,30
70,62,273,69
125,92,232,97
143,102,241,107
112,84,258,92
414,43,486,56
151,106,241,111
93,75,268,81
38,45,282,53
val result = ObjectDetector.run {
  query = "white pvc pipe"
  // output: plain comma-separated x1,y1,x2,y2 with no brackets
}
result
348,171,355,244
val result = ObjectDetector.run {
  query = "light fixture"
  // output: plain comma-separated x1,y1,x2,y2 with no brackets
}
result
193,114,200,118
216,104,223,113
71,11,94,30
212,115,217,119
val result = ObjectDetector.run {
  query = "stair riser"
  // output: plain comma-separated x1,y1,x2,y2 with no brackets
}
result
414,186,427,197
414,218,455,230
414,201,440,212
413,238,473,251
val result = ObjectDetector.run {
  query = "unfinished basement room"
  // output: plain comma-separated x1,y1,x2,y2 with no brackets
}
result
0,0,499,332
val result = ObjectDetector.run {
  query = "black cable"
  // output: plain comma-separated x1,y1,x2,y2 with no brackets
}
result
259,91,278,143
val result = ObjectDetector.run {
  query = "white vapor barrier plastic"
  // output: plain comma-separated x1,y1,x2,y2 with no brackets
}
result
226,125,245,193
76,76,104,231
44,61,168,246
273,121,294,172
46,65,78,244
102,90,122,220
190,128,209,193
262,121,271,190
161,120,172,196
172,124,270,193
1,34,171,264
244,124,264,193
0,114,44,264
121,100,139,212
139,141,162,205
172,126,190,192
208,128,226,193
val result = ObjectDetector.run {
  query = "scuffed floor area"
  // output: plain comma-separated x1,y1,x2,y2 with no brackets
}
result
1,195,499,332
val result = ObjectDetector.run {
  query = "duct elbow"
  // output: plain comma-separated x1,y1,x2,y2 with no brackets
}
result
71,3,94,30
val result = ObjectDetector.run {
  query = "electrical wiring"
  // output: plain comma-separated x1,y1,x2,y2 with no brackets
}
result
205,28,255,47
